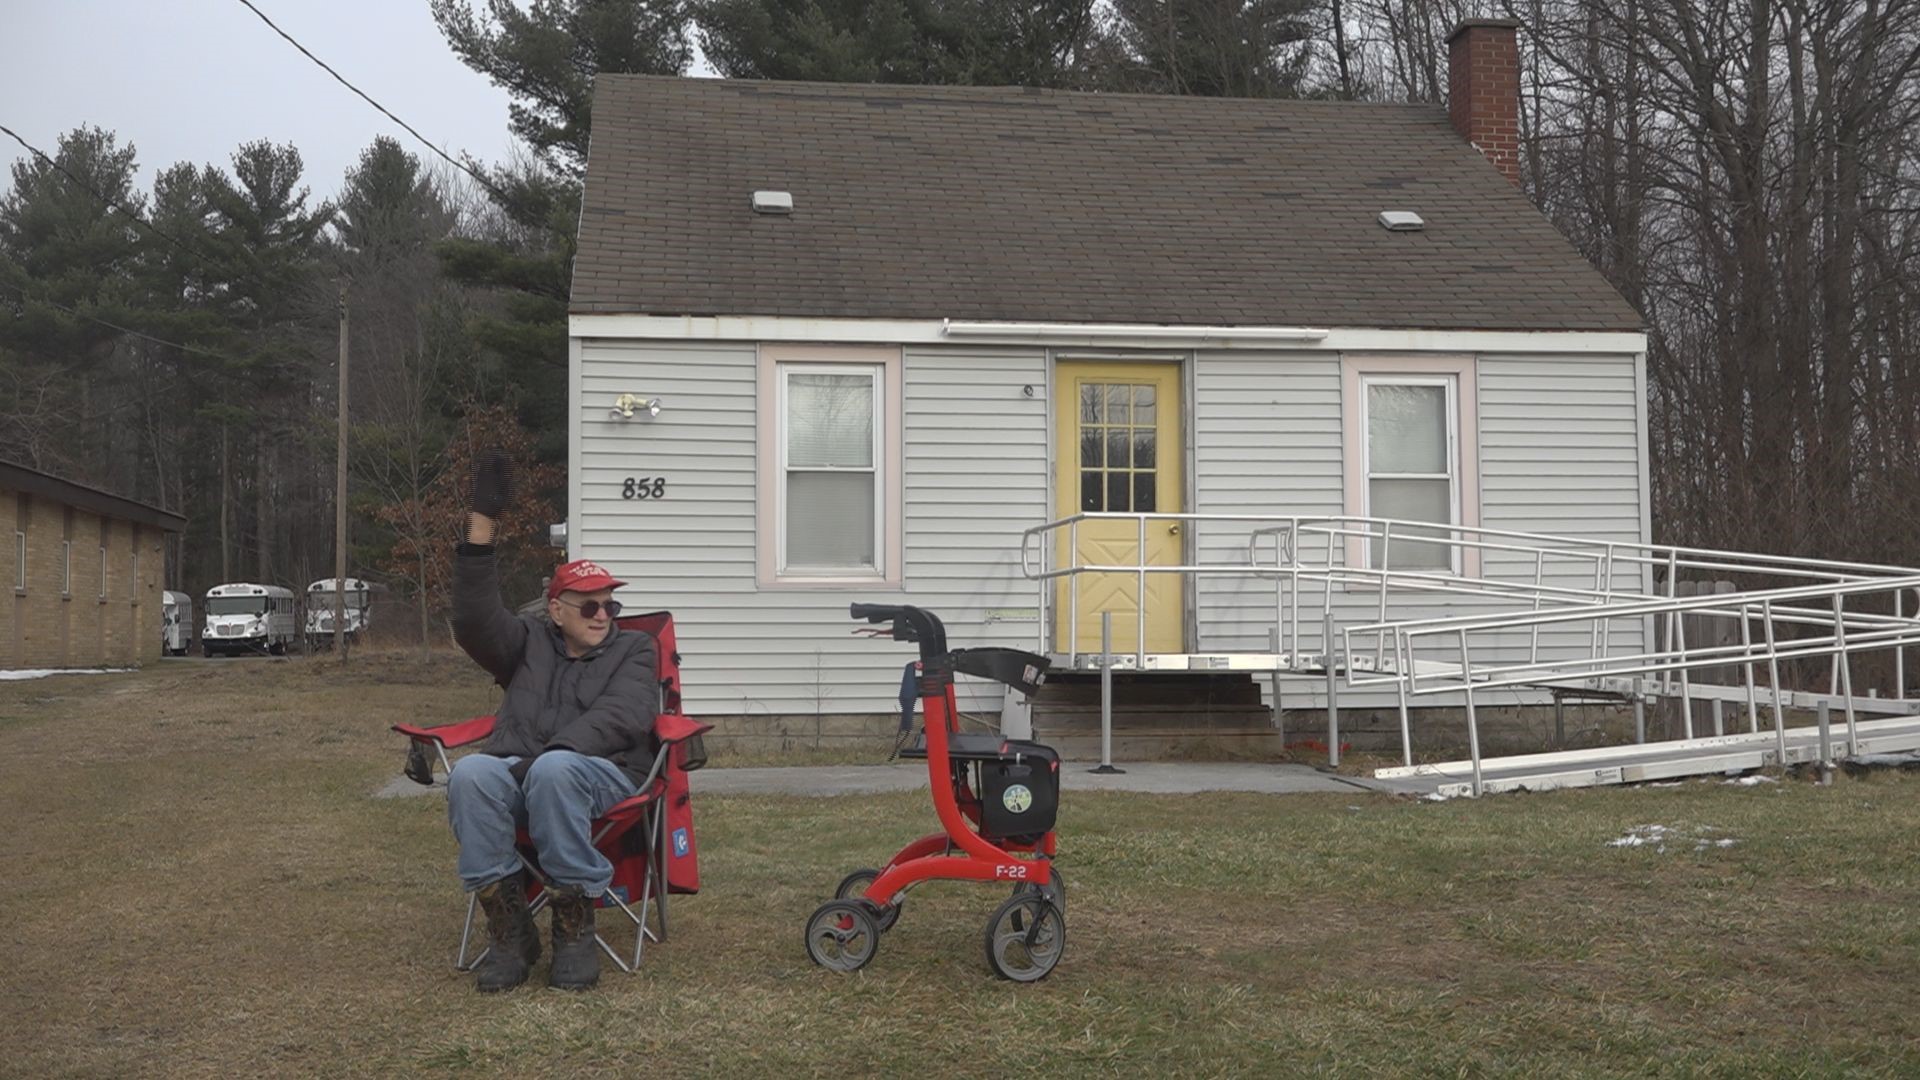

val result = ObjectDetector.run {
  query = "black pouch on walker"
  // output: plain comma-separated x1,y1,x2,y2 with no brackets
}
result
979,741,1060,840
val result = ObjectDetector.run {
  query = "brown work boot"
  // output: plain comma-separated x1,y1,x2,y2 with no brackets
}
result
547,888,601,990
472,872,541,993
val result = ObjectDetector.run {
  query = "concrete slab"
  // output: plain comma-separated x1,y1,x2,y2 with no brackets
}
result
374,761,1422,800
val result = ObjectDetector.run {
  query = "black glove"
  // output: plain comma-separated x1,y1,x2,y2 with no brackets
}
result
508,752,542,785
469,448,514,518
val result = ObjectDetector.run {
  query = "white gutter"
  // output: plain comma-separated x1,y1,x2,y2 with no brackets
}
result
940,318,1330,344
568,314,1647,354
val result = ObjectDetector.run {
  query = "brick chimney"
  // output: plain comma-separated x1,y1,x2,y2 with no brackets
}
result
1447,19,1523,187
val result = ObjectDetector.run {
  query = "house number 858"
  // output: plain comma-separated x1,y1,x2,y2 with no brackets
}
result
622,477,667,500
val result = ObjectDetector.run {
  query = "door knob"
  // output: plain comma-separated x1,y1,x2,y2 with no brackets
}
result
1168,524,1180,536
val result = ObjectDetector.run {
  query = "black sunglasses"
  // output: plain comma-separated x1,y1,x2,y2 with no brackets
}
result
554,598,623,619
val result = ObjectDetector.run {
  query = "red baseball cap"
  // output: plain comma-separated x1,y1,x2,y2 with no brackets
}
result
547,559,628,601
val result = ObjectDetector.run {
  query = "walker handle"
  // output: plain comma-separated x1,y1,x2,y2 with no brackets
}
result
849,602,949,660
850,603,905,623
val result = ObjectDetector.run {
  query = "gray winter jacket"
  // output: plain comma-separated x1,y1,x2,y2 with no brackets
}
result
451,545,660,785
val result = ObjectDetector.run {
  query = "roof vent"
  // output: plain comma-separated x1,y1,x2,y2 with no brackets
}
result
752,190,793,215
1378,210,1425,232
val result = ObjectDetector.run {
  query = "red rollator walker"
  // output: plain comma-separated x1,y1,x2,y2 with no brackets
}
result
805,603,1066,981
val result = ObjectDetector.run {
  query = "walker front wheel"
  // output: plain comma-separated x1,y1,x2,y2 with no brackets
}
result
983,894,1065,982
805,900,880,973
835,868,902,932
1015,863,1065,916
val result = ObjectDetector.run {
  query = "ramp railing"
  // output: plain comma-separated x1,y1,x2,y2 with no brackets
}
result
1020,512,1920,682
1344,573,1920,794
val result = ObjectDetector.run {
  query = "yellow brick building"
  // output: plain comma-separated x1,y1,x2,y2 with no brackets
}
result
1,461,186,670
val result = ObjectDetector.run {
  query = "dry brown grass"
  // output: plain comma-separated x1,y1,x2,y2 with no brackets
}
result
3,657,1919,1077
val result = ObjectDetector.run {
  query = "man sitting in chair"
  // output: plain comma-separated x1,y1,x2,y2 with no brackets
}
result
447,450,659,992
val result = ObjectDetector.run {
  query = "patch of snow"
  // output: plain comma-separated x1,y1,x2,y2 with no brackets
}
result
1722,775,1778,786
1609,823,1737,853
1609,824,1669,848
0,668,134,681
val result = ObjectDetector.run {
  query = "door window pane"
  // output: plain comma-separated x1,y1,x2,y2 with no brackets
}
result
1106,431,1131,470
1133,385,1156,425
1106,472,1131,513
1081,471,1102,511
1133,432,1156,470
1081,432,1102,468
1368,384,1447,473
1134,473,1157,512
1080,383,1101,424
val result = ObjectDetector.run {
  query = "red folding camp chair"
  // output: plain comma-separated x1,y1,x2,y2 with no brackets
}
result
395,611,711,973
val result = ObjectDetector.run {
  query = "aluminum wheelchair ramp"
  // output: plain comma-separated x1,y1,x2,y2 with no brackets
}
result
1375,714,1920,799
1020,513,1920,789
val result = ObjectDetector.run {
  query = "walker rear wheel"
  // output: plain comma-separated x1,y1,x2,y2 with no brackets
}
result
805,900,880,973
983,894,1065,982
834,868,902,932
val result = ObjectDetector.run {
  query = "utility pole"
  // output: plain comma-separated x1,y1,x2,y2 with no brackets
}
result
334,281,349,657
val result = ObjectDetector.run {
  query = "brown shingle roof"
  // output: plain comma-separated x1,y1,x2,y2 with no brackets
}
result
573,77,1643,332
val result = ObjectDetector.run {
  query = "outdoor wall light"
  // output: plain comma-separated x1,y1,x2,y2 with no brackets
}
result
610,393,663,419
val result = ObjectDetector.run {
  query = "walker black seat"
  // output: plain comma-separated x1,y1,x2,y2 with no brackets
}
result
950,648,1051,695
898,731,1045,761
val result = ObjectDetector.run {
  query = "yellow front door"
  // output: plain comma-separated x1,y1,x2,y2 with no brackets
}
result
1054,362,1184,655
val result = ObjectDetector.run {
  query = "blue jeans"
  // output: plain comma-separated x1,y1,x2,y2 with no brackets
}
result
447,751,639,896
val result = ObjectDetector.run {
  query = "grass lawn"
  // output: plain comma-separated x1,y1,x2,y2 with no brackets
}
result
3,653,1918,1077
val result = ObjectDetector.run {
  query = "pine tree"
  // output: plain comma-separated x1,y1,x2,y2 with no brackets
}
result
431,0,694,175
695,0,1101,86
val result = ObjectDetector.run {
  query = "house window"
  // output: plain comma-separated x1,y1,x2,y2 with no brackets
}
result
13,531,23,594
62,540,71,597
1362,377,1458,571
99,546,107,600
779,364,882,573
1342,355,1481,577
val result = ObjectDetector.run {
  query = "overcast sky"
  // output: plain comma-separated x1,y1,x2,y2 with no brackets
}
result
1,0,537,201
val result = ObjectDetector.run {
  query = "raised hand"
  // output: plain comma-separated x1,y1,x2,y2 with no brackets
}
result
469,448,514,519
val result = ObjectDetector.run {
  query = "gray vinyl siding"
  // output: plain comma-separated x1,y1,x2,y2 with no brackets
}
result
575,338,1648,717
1477,356,1651,667
1190,351,1648,708
1189,351,1344,657
575,339,1046,716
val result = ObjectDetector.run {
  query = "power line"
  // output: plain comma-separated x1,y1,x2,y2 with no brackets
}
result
230,0,554,233
0,122,211,266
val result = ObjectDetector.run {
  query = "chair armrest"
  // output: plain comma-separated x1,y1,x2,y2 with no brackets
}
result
654,712,713,745
597,787,663,829
393,716,497,748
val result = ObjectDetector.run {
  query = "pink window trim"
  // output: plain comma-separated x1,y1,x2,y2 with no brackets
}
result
1340,353,1482,578
756,344,906,588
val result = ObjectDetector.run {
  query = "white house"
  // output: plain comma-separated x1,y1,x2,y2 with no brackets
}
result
564,20,1649,724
